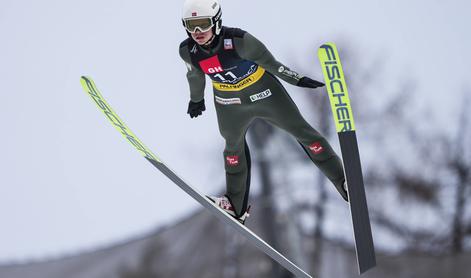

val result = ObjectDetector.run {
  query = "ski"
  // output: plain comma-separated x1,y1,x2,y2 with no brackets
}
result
80,76,313,278
317,43,376,274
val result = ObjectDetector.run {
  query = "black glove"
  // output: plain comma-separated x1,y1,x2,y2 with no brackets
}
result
187,99,205,118
297,77,325,89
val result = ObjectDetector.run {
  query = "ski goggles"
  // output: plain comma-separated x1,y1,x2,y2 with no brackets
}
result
183,17,214,33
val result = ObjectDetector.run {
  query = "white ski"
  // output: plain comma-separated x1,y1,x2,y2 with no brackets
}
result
80,76,313,278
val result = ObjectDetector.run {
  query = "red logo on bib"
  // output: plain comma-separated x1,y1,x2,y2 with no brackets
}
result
199,55,224,74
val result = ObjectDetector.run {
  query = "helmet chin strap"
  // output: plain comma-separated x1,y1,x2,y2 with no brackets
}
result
201,21,221,47
202,34,216,47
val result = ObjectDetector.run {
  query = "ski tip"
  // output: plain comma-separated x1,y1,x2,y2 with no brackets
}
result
80,76,96,88
318,43,337,55
319,42,336,48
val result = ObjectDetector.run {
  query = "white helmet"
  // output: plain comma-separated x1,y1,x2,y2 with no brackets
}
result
182,0,222,35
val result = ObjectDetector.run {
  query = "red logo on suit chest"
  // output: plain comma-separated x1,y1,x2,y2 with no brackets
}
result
199,55,224,74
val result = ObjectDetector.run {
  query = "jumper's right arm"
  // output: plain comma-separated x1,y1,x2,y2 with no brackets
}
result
179,44,206,102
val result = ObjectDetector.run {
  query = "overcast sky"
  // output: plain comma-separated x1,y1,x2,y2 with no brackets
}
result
0,0,469,263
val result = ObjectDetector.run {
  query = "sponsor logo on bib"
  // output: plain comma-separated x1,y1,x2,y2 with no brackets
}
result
199,55,224,74
215,95,241,105
250,89,272,102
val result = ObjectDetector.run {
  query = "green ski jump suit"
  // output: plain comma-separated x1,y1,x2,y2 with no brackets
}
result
179,27,346,217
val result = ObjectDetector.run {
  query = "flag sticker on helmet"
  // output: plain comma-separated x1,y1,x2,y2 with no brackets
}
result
192,12,197,16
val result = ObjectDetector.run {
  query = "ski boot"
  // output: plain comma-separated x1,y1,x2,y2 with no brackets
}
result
334,179,349,202
207,196,250,225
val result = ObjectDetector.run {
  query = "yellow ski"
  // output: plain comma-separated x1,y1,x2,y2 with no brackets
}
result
80,76,314,278
318,43,376,274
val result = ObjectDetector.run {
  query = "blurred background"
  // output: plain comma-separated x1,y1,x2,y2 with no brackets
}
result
0,0,470,277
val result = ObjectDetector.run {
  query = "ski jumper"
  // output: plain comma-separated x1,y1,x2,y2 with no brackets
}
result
179,27,345,217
